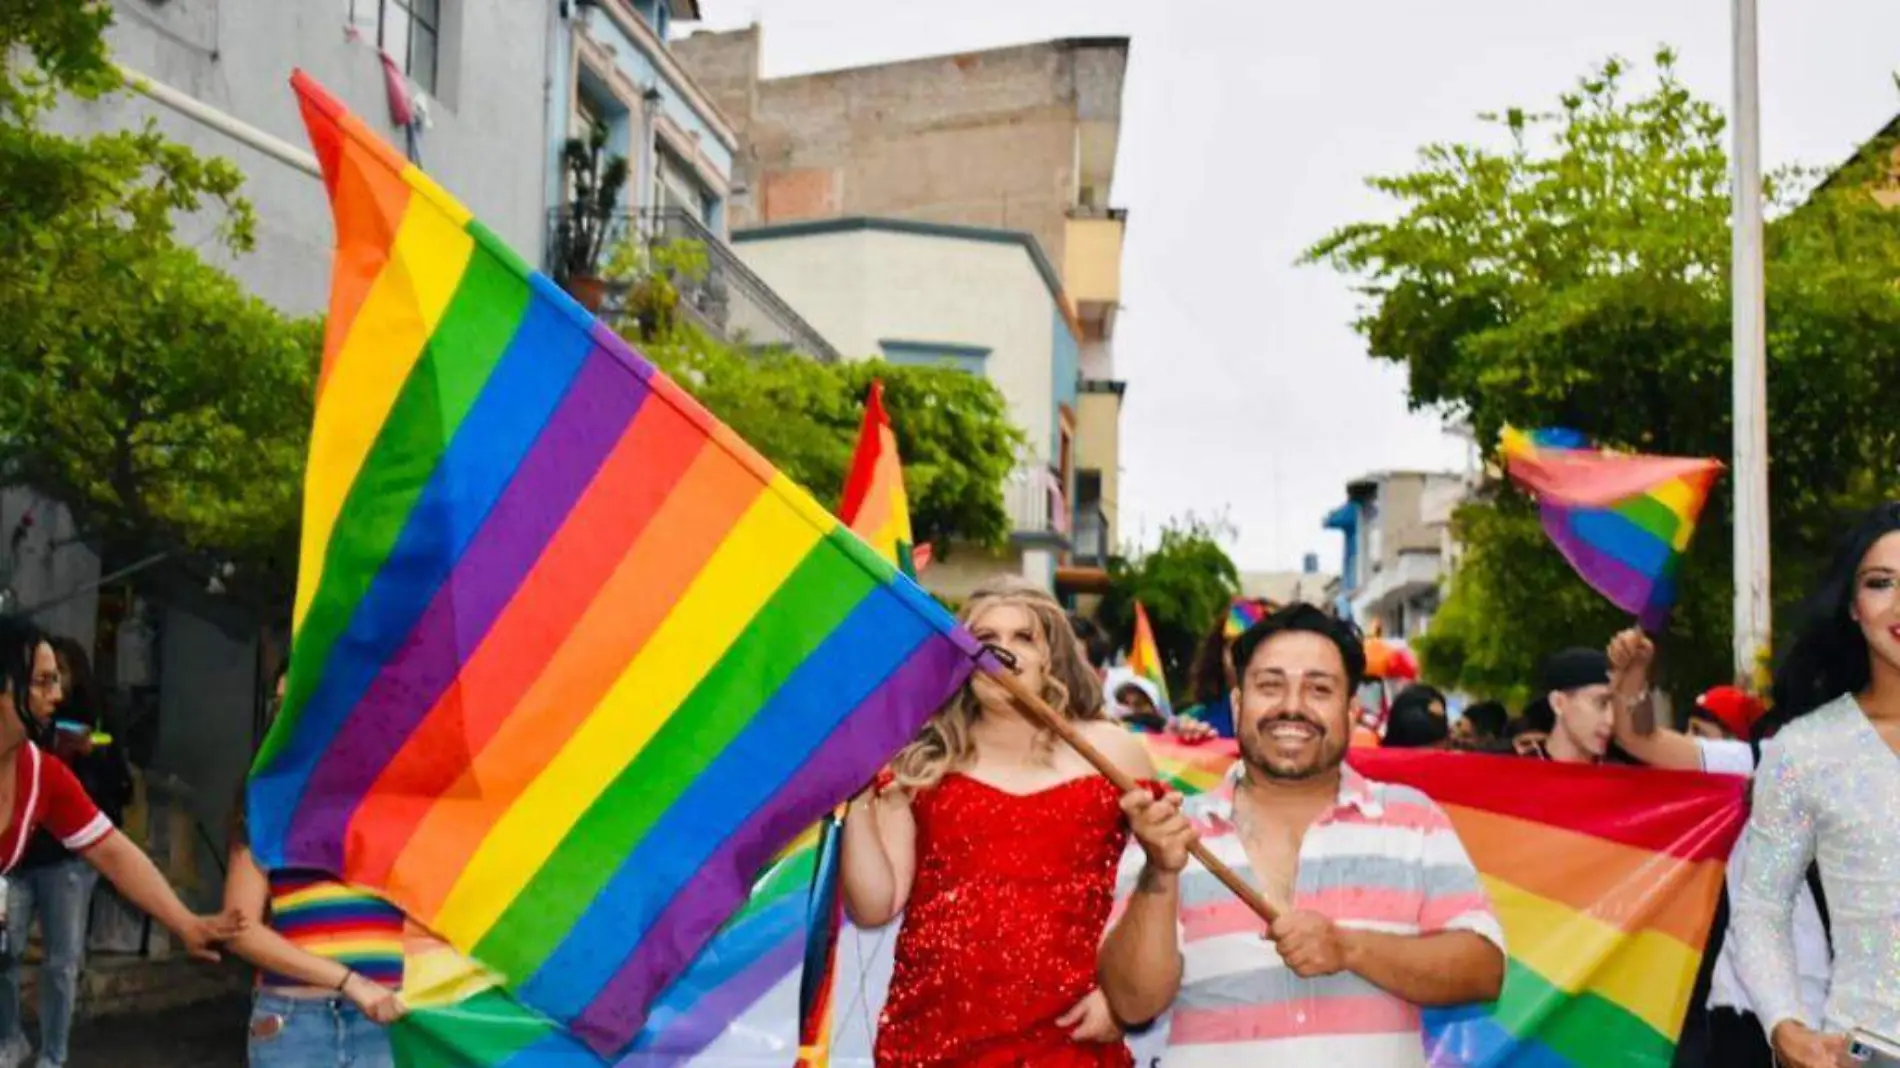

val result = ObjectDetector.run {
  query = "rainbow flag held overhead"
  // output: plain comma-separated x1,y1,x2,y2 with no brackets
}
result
249,71,982,1058
1223,597,1270,639
1127,602,1171,716
1500,427,1723,631
839,380,916,577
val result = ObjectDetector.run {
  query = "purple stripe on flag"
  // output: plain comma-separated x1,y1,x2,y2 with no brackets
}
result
1542,503,1655,618
621,932,805,1068
570,635,974,1053
285,350,648,870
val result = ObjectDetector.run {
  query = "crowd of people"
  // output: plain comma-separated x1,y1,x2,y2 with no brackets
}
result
847,500,1898,1068
0,500,1889,1068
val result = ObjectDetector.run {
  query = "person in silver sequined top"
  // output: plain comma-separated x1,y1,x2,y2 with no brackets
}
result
1731,502,1900,1068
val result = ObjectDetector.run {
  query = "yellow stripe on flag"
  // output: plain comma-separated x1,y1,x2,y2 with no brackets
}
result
293,193,475,632
1483,875,1702,1038
430,476,827,943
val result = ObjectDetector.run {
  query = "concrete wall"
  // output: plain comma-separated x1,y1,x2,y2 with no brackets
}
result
56,0,554,317
152,605,258,865
1076,387,1122,547
0,491,103,651
919,545,1056,601
734,225,1061,465
677,33,1132,275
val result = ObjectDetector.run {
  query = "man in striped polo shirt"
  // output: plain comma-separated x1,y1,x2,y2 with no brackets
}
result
1101,604,1505,1066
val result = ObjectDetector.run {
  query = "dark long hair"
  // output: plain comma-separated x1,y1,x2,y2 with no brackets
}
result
0,614,47,731
48,636,102,728
1768,502,1900,726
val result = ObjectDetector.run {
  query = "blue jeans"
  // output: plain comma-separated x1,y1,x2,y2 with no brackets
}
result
0,858,98,1068
248,992,394,1068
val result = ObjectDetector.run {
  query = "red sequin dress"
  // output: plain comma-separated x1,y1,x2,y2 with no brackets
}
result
874,772,1149,1068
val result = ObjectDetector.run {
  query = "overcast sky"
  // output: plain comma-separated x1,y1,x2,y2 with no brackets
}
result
688,0,1900,573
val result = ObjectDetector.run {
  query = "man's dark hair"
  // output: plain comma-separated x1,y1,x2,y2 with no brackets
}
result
1230,603,1366,693
1066,613,1113,671
1461,700,1510,739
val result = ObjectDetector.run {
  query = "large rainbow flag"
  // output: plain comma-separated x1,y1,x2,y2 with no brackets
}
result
407,736,1740,1068
1500,427,1723,630
249,72,982,1057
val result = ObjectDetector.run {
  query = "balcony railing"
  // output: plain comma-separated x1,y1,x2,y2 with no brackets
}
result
1071,505,1110,567
545,206,840,363
1006,465,1071,546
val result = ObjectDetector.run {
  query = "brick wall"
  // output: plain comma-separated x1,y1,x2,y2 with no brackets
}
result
675,35,1132,270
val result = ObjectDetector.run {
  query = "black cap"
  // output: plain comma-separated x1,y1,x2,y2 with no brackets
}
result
1538,648,1611,694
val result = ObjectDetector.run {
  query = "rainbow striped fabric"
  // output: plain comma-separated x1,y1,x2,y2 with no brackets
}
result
1500,427,1723,630
262,872,405,990
249,72,981,1057
386,739,1742,1068
1127,602,1171,715
1152,742,1743,1068
839,381,915,578
1351,749,1746,1067
1223,597,1269,639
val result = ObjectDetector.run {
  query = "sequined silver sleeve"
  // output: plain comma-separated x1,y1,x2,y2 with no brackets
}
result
1730,738,1817,1036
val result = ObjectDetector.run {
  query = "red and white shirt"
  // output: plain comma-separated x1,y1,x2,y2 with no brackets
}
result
0,743,112,873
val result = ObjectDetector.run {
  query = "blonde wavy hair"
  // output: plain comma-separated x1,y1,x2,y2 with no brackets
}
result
890,577,1106,790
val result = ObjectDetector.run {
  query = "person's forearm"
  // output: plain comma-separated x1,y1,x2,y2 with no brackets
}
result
84,831,198,936
1098,864,1183,1025
1341,929,1503,1006
1613,693,1703,771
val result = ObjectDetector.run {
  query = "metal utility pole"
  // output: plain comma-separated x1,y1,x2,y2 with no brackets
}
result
1730,0,1772,685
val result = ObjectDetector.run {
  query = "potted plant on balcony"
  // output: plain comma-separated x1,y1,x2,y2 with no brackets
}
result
556,121,628,312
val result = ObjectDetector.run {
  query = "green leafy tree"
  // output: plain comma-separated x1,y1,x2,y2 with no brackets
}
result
1306,50,1900,698
1097,514,1241,696
610,248,1024,551
1,1,318,595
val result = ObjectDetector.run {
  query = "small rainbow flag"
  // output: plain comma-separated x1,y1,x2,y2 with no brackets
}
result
1500,427,1723,631
1223,597,1269,639
1127,602,1171,715
249,72,981,1057
839,380,916,577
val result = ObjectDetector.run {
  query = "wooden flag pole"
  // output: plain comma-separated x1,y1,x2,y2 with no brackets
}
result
984,664,1283,924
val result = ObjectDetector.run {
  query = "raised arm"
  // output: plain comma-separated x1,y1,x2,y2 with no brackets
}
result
1607,629,1703,772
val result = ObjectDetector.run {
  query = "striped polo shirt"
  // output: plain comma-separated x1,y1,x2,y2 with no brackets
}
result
1165,764,1504,1067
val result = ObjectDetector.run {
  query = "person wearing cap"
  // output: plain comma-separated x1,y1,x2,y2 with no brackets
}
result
1604,629,1830,1068
1525,648,1618,763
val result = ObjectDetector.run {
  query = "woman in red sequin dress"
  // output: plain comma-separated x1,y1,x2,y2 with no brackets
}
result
841,578,1163,1068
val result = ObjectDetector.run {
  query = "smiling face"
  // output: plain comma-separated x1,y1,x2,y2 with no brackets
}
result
968,602,1051,714
1853,531,1900,679
1234,630,1352,781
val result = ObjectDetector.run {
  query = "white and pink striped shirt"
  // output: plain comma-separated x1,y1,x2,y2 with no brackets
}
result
1163,764,1504,1068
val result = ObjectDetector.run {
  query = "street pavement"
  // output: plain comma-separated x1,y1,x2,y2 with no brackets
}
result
66,994,248,1066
